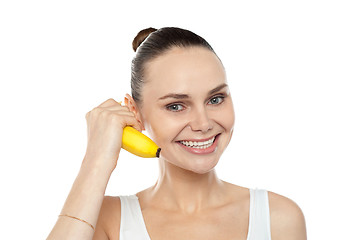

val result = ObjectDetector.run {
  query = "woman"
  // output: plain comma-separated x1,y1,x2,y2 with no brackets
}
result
47,27,306,240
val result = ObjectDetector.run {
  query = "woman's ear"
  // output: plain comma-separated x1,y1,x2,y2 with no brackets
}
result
124,93,145,131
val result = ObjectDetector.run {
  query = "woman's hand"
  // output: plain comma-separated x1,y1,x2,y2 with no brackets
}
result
82,98,142,175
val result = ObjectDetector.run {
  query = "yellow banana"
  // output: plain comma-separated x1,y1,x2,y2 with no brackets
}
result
122,126,161,158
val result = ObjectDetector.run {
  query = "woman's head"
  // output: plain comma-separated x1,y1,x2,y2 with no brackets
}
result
131,27,217,105
128,27,234,174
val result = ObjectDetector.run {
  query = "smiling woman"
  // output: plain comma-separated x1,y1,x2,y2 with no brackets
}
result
47,27,307,240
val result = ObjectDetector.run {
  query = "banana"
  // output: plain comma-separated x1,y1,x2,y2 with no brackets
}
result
122,126,161,158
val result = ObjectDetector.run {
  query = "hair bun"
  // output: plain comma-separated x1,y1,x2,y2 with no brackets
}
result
132,27,157,52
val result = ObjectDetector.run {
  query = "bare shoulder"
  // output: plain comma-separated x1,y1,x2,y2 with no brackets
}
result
94,195,121,240
268,191,307,240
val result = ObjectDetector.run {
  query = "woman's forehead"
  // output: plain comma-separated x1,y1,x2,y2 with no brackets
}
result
143,47,226,94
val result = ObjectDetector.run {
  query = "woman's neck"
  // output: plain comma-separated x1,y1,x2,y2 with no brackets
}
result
147,158,227,214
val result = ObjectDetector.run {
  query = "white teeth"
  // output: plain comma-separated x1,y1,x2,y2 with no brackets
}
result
180,136,216,148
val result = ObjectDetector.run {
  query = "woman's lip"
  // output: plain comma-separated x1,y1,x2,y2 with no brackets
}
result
176,134,219,142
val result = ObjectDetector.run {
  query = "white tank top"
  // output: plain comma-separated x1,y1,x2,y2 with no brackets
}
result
119,188,271,240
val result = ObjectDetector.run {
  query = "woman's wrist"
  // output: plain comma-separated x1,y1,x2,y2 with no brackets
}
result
80,154,116,180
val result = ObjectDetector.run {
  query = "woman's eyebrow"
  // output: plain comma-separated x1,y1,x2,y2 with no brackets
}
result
158,83,228,101
208,83,228,95
158,93,189,101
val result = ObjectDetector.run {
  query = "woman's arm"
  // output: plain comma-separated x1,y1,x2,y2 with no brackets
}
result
47,99,142,240
47,161,112,239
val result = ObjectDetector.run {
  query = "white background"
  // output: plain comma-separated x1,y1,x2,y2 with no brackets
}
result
1,0,359,239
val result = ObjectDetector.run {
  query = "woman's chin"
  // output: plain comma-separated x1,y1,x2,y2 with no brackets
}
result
166,157,219,175
188,166,216,175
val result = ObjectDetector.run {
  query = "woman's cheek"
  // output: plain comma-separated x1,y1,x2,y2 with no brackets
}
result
148,115,180,145
223,100,235,130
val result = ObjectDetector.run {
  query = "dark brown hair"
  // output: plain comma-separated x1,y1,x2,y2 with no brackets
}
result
131,27,218,104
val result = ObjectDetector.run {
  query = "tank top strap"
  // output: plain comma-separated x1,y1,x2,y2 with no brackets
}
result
119,195,151,240
247,188,272,240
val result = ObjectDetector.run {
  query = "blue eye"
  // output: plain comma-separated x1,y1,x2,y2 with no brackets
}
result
166,104,184,112
209,96,224,105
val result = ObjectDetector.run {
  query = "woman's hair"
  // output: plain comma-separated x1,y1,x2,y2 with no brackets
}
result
131,27,217,104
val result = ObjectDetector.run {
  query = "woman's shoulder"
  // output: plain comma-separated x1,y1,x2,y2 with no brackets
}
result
225,182,306,239
267,191,307,239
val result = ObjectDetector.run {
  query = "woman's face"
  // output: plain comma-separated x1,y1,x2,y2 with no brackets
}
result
139,47,235,174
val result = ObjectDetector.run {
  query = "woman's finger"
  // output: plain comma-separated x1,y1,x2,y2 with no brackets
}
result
113,114,143,132
97,105,131,113
97,98,120,108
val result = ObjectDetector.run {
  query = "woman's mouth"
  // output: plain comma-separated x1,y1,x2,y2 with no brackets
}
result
176,134,220,154
179,136,216,149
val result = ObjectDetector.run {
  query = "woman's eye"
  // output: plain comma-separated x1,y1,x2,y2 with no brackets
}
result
166,104,184,112
209,96,224,105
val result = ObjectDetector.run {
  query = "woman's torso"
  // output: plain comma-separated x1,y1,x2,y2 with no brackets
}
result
118,187,271,240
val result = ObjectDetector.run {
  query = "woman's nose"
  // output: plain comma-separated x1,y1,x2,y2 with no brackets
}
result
189,107,213,132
